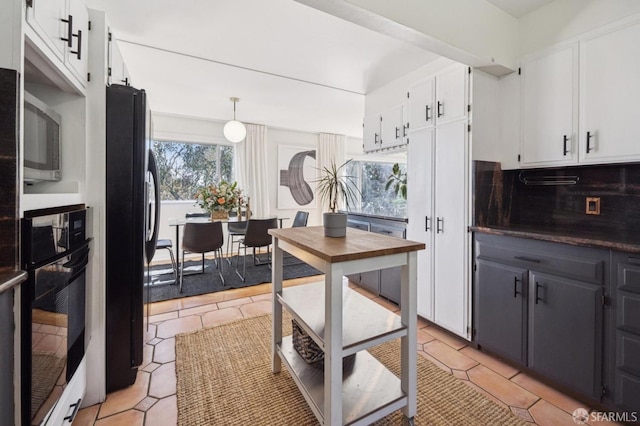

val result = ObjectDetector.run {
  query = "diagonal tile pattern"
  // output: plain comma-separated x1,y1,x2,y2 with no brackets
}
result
76,275,622,425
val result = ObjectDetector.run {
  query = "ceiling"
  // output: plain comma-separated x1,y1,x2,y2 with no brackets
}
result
85,0,554,137
486,0,555,18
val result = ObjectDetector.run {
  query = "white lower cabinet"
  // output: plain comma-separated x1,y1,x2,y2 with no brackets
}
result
42,356,86,426
407,119,470,339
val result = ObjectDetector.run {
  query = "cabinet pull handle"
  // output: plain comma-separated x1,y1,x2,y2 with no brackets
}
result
513,276,521,298
437,101,444,118
61,15,74,47
374,133,379,144
425,105,431,122
71,30,82,60
535,282,542,304
514,256,541,263
395,126,400,139
403,124,407,137
627,257,640,265
425,216,431,231
586,131,593,153
436,217,444,233
63,398,82,422
563,135,569,156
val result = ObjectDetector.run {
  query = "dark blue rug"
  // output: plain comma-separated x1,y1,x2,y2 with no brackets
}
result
146,255,321,303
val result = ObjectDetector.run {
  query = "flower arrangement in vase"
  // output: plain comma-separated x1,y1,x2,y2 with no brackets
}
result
194,181,243,220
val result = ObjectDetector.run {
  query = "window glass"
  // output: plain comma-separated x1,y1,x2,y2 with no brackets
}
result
153,140,234,201
346,160,406,218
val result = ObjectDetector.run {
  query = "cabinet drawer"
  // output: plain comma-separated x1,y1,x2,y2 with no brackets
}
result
615,370,640,412
347,219,369,231
370,224,405,239
475,234,605,285
617,331,640,376
618,291,640,335
617,258,640,293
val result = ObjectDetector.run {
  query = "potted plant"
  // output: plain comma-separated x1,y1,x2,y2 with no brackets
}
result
316,159,359,237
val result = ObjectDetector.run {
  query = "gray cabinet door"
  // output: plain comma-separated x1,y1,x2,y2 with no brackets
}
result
475,260,527,364
528,271,604,400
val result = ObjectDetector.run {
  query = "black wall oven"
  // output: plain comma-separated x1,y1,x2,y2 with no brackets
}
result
21,205,90,425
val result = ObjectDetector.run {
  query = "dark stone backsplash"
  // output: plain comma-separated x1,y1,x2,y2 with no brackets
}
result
474,161,640,244
0,68,19,272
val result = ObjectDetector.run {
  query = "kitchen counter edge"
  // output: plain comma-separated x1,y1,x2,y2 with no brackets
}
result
0,270,28,295
470,226,640,254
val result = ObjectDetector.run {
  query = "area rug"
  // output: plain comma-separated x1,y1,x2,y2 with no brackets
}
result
175,314,527,426
148,255,321,303
31,352,66,417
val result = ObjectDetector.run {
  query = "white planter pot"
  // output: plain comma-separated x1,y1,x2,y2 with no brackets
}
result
323,212,347,237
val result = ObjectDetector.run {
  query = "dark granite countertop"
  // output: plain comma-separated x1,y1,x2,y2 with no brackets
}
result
343,211,408,223
471,225,640,254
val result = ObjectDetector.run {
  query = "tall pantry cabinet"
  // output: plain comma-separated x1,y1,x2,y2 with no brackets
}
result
406,63,498,339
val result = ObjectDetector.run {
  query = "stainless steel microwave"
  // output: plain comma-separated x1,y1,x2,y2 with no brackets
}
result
23,91,61,183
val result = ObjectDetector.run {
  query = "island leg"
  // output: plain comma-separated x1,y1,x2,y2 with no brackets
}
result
401,251,417,420
325,262,343,425
271,237,283,373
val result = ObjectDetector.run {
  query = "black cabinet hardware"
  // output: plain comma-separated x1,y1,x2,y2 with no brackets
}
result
563,135,569,156
586,131,593,153
437,101,444,118
63,398,82,422
514,276,521,298
425,216,431,231
374,133,379,144
535,282,542,304
436,217,444,233
425,105,431,122
514,255,541,263
61,15,73,47
71,30,82,60
395,126,400,139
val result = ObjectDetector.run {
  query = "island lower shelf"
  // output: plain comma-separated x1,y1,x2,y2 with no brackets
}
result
278,282,407,357
277,336,406,425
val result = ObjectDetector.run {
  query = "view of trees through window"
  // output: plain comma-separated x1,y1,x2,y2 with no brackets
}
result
346,160,407,218
153,140,234,200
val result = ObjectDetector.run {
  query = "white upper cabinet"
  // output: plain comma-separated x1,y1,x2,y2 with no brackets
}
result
579,20,640,164
435,64,468,124
363,113,381,152
380,104,405,149
520,44,578,167
408,78,435,131
65,0,89,83
26,0,67,61
108,34,132,87
26,0,90,89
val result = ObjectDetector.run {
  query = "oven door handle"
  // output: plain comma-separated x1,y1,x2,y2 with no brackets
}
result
62,247,90,269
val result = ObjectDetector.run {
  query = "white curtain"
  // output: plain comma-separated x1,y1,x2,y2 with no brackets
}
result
317,133,347,212
236,124,270,217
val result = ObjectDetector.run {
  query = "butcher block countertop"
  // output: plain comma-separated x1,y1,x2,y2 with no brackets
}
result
269,226,425,263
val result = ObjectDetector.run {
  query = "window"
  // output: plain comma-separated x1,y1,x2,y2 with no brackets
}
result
153,140,234,200
346,160,406,218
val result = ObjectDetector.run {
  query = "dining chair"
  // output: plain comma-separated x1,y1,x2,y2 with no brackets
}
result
235,218,278,282
226,209,249,265
185,212,210,271
154,238,177,283
180,221,225,292
292,211,309,227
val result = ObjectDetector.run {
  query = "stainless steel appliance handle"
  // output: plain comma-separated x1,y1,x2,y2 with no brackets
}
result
145,151,160,264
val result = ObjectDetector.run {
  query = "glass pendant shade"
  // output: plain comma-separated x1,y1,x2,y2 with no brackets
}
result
223,120,246,143
224,97,246,143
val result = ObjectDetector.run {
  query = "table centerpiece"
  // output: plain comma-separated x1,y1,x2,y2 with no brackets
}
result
194,181,244,220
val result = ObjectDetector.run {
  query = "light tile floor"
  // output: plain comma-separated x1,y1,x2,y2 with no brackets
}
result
73,275,619,426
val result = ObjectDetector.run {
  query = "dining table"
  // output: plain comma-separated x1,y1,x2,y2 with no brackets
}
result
167,216,289,270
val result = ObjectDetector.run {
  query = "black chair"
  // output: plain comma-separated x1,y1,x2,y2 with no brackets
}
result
180,221,225,292
235,218,278,282
292,211,309,227
185,212,210,271
155,239,177,283
226,209,249,265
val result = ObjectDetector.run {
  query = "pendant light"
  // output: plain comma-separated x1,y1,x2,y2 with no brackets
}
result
223,97,247,143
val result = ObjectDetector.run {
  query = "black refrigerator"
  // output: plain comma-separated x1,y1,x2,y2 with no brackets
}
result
105,84,160,392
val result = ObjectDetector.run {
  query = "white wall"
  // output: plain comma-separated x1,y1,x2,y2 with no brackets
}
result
0,0,23,71
519,0,640,57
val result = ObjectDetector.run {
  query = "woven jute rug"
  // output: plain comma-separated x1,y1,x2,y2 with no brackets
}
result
175,314,527,425
31,352,66,417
